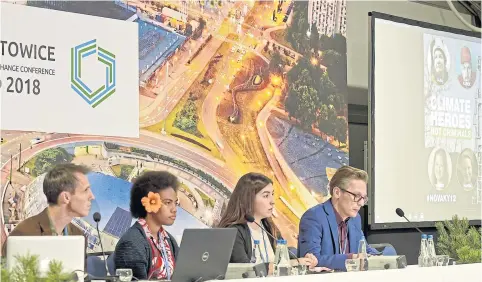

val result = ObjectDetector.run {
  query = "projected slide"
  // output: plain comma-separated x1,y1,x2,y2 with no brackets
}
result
372,17,481,225
424,35,480,193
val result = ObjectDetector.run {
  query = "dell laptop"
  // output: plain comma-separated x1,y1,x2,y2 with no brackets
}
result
171,228,237,282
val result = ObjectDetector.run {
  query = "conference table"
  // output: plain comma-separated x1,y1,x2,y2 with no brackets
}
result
208,263,482,282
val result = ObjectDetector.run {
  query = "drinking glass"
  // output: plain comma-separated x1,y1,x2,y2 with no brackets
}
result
297,264,307,275
116,268,133,282
345,258,360,272
290,264,307,276
435,255,449,266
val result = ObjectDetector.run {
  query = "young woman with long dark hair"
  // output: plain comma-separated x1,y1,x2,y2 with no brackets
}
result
218,172,317,267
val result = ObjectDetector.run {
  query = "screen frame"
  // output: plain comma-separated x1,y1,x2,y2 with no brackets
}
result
368,11,481,230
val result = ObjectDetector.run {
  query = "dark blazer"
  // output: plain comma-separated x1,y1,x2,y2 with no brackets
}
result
298,199,379,271
1,207,86,257
114,222,179,280
228,222,277,263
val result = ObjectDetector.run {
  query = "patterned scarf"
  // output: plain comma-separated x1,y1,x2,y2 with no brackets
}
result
137,218,175,279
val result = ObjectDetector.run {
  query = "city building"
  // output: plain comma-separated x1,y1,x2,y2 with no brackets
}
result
163,0,189,18
27,0,134,20
307,0,347,37
23,176,48,219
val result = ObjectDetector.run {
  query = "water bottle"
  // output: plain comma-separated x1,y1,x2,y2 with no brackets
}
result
251,240,260,263
274,240,291,276
256,240,265,263
427,235,437,266
418,234,428,267
273,239,282,273
357,238,369,271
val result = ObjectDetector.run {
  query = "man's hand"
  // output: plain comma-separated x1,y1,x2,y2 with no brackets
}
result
309,266,333,272
298,253,318,269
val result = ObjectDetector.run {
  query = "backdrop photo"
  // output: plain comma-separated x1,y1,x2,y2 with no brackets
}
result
0,0,349,253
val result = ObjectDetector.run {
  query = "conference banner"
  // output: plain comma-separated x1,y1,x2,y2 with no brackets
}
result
0,3,139,137
1,0,349,253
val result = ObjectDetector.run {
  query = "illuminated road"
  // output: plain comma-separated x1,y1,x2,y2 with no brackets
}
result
0,131,66,166
0,133,237,189
139,37,225,128
257,99,317,211
257,25,302,60
211,33,269,64
201,44,248,178
139,1,236,127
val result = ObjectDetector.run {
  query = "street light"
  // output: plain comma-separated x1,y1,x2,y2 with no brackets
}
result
310,57,318,66
270,74,281,86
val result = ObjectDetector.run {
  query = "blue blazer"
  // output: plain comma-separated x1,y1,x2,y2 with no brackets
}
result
297,200,379,271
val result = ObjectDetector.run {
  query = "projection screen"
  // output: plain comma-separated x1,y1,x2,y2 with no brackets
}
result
368,12,481,229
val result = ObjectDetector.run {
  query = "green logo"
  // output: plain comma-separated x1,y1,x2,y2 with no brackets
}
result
70,39,116,108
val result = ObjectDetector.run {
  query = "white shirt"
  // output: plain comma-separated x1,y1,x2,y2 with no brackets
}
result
249,225,275,264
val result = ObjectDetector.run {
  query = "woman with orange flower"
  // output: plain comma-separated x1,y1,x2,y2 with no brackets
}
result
114,171,179,280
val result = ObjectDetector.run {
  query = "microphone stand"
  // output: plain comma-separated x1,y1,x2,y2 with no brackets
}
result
95,221,111,276
396,208,424,234
248,219,301,266
92,213,118,282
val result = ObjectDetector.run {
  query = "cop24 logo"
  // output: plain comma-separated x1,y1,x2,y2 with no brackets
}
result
70,39,116,108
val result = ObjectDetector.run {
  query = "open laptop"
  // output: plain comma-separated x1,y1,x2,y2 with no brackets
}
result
169,228,237,282
6,236,85,281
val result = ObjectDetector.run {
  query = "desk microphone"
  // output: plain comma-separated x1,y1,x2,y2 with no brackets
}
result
395,208,424,234
93,212,111,276
244,215,300,266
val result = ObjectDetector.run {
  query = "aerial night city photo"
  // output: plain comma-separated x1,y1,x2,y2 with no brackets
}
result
1,0,349,252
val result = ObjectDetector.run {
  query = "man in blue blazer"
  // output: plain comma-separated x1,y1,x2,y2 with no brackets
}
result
298,166,379,271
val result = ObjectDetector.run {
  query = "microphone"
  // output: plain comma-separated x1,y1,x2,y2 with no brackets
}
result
244,215,300,266
93,212,111,276
39,223,45,235
395,208,424,234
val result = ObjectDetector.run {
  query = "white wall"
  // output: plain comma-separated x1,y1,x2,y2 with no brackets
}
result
346,0,474,106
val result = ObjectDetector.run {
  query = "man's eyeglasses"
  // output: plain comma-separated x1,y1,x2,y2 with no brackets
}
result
338,187,369,205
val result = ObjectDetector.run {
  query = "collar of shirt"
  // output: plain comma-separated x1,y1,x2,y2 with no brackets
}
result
137,218,167,243
46,208,68,236
333,207,349,227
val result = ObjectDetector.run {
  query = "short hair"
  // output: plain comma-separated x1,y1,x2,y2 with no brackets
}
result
329,166,368,196
130,171,179,218
43,163,91,205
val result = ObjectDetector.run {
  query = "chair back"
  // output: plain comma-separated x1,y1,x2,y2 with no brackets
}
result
86,252,114,277
86,256,107,277
370,243,397,256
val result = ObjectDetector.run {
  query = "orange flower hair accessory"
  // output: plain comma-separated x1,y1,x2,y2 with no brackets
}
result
141,192,162,213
